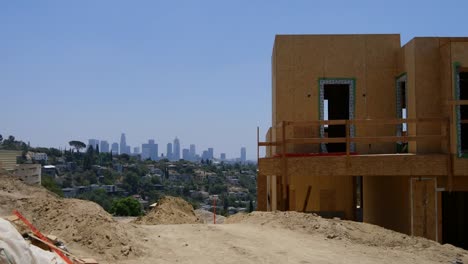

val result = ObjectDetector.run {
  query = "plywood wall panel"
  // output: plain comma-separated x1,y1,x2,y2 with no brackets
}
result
363,176,411,234
413,38,443,153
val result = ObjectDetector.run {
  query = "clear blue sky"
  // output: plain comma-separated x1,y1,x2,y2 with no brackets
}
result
1,0,467,160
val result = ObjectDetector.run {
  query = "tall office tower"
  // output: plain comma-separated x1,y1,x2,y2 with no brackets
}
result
189,144,196,160
173,137,180,161
100,140,110,153
88,139,99,150
133,147,140,154
201,150,209,160
182,148,190,160
120,133,127,154
142,139,158,161
220,153,226,161
208,148,214,160
166,143,173,160
111,142,119,154
241,147,246,163
125,146,131,154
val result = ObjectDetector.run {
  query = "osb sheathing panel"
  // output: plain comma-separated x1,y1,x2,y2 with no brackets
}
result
451,41,468,62
414,38,443,153
439,43,453,153
258,154,448,177
290,175,354,219
272,35,400,155
363,176,410,234
438,176,468,190
453,158,468,176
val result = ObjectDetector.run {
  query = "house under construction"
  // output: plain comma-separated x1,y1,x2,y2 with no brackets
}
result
257,34,468,249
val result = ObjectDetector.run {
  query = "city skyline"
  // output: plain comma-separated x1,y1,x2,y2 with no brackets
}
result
79,133,249,161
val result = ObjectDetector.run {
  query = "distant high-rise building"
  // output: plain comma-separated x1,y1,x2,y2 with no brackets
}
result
241,147,246,163
208,148,214,160
166,143,173,160
220,153,226,161
88,139,99,150
120,133,127,154
201,150,209,160
142,139,158,161
189,144,196,160
125,146,131,155
173,137,180,160
182,148,190,160
133,147,140,154
111,142,119,154
100,140,110,153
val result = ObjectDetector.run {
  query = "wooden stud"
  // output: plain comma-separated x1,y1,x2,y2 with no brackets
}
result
289,185,296,211
302,186,312,212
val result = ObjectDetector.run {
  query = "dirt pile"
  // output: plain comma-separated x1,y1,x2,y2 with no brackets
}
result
194,209,225,224
226,211,468,263
0,171,140,261
134,196,202,225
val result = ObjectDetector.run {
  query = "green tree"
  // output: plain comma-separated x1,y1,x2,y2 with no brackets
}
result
41,175,64,197
123,172,140,194
69,140,86,153
77,189,113,212
110,197,142,216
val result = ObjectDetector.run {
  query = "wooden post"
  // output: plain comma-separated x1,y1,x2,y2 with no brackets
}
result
257,126,260,162
272,175,277,211
289,185,296,211
281,121,287,210
302,186,312,212
445,119,453,192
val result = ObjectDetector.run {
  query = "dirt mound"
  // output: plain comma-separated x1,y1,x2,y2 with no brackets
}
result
195,209,225,224
226,211,467,263
134,196,202,225
0,172,140,261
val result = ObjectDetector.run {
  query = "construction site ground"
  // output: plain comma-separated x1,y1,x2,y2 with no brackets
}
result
1,172,467,264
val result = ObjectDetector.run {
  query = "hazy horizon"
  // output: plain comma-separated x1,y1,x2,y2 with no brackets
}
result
2,0,467,160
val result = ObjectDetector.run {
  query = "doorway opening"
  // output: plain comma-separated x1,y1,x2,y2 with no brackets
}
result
442,191,468,249
323,83,350,152
396,74,408,153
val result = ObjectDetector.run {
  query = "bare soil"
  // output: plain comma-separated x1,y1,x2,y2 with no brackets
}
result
1,171,467,264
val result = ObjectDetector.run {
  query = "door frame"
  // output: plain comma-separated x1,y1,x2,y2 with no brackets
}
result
318,78,356,153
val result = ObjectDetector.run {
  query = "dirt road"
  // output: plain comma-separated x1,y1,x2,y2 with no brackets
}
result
109,222,466,264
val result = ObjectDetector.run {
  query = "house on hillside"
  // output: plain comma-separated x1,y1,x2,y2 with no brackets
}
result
257,34,468,249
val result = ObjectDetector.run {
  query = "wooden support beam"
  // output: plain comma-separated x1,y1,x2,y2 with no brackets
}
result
281,121,288,208
302,186,312,212
259,154,449,177
258,142,282,146
289,185,296,211
446,100,468,105
271,175,277,211
350,135,444,143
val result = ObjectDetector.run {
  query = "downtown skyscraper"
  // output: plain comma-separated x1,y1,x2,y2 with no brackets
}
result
166,143,173,160
173,137,180,160
241,147,246,163
120,133,128,154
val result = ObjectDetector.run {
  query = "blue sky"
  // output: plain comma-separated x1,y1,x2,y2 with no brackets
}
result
1,0,467,160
